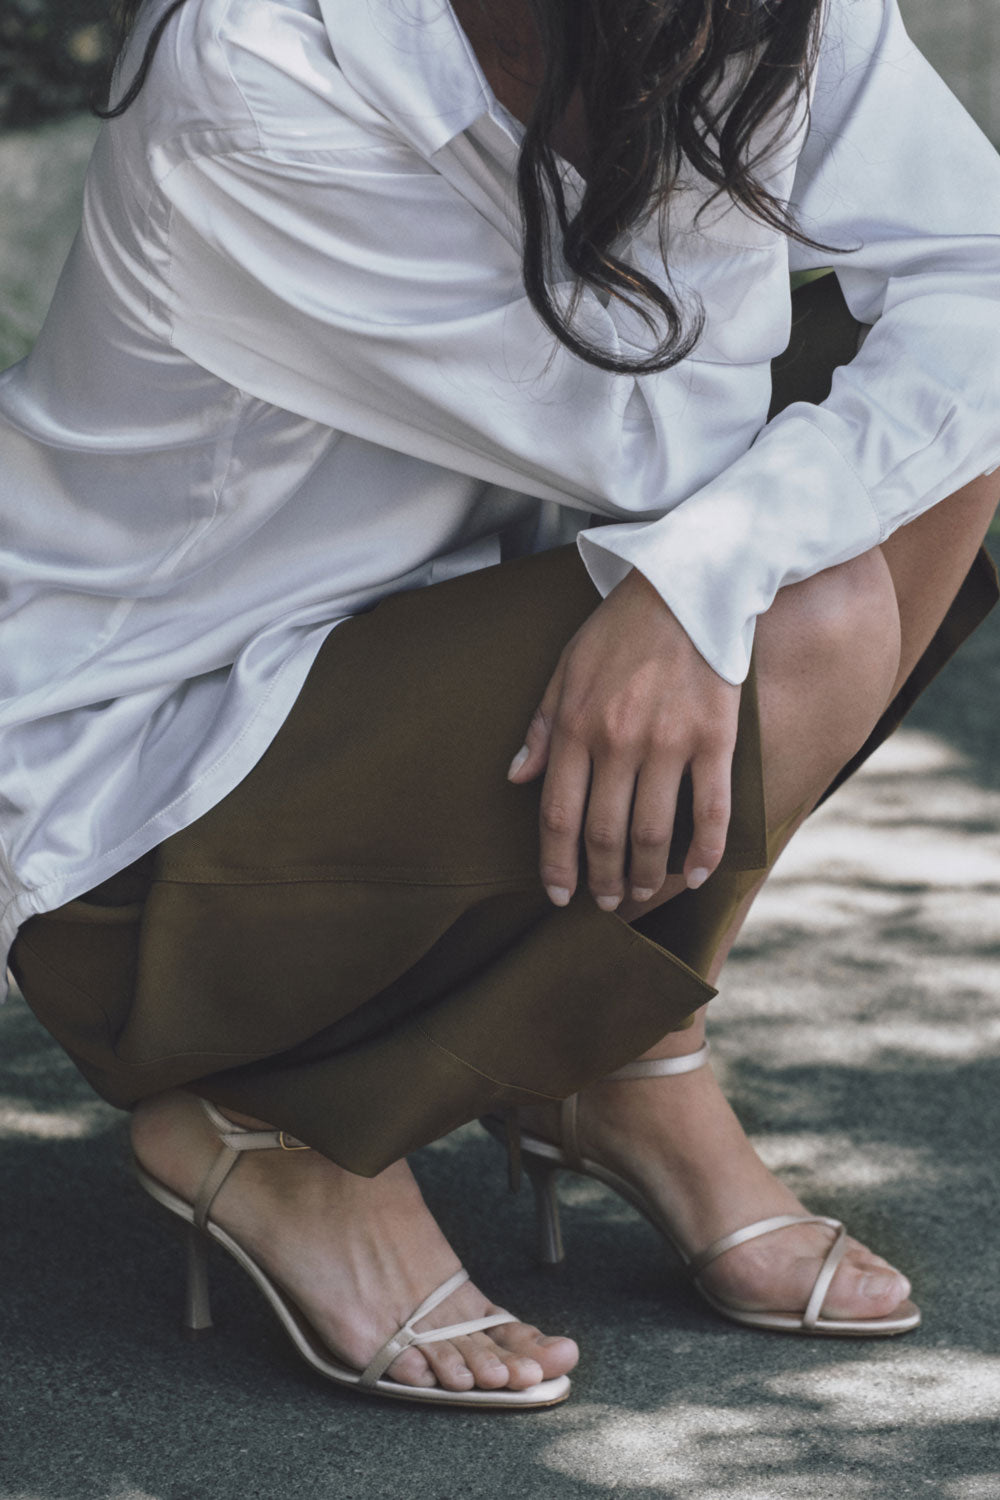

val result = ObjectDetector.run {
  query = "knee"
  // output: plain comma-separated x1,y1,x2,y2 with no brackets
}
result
772,549,901,693
753,550,904,818
757,548,902,772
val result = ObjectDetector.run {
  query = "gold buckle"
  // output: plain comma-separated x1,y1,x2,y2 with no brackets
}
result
279,1131,310,1151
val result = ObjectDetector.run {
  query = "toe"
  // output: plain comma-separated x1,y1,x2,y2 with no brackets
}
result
406,1283,576,1392
493,1350,546,1390
456,1336,516,1390
451,1330,544,1390
702,1224,914,1325
385,1348,438,1388
447,1328,545,1390
826,1264,911,1320
415,1339,478,1392
493,1323,580,1381
822,1244,912,1320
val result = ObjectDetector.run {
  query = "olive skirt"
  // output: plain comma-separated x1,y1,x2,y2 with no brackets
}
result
10,277,998,1175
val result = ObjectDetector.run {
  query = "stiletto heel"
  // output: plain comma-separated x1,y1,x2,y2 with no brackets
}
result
181,1223,214,1341
135,1097,570,1407
525,1159,565,1266
482,1043,921,1339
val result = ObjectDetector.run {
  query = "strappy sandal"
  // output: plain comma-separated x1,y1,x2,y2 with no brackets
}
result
134,1098,571,1407
483,1044,920,1338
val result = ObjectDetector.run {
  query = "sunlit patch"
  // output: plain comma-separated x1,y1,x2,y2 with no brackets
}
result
715,1007,1000,1069
856,1015,1000,1061
540,1401,779,1489
540,1402,882,1493
748,1132,936,1191
540,1352,1000,1490
940,1479,1000,1499
849,728,970,778
766,1350,1000,1424
0,1098,117,1140
759,726,1000,897
769,828,1000,890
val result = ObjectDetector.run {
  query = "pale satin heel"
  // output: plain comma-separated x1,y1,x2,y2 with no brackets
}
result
525,1158,565,1266
135,1097,571,1406
181,1223,214,1341
482,1041,922,1339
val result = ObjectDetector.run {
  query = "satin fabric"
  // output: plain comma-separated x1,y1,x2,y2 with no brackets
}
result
1,0,999,986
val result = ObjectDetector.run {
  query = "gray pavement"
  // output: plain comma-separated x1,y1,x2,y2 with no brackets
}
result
2,29,1000,1500
7,605,1000,1500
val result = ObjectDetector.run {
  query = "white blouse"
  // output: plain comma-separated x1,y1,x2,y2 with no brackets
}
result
1,0,999,989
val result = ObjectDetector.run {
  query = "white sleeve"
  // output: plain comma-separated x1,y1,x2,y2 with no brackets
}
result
576,0,1000,682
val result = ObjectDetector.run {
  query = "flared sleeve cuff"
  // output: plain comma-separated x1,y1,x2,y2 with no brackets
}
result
576,413,884,684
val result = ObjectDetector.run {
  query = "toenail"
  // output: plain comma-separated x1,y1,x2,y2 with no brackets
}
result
860,1272,900,1300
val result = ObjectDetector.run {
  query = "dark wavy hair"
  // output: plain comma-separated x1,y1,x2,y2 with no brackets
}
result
96,0,828,375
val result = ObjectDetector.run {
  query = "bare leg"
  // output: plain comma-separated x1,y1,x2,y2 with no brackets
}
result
131,1093,578,1393
642,468,1000,996
523,471,999,1322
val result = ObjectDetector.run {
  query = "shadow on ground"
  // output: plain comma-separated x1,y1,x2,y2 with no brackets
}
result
1,973,999,1500
2,602,1000,1498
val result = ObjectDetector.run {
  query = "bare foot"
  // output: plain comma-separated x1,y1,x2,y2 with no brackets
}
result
519,1058,914,1324
131,1092,578,1392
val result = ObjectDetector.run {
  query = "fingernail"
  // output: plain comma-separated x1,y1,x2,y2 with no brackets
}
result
687,867,710,890
860,1273,900,1301
507,746,530,779
546,886,571,907
596,894,622,912
631,887,656,903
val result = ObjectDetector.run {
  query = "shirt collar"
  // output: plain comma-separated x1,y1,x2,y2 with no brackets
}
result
317,0,510,156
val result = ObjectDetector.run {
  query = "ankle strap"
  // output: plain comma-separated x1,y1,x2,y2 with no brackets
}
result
606,1042,710,1081
559,1044,710,1170
193,1099,310,1230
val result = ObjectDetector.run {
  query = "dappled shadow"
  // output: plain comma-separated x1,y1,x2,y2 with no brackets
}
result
2,949,1000,1500
2,598,1000,1496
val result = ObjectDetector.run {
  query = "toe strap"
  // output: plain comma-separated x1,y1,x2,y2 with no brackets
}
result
688,1212,847,1329
358,1268,517,1389
801,1220,849,1330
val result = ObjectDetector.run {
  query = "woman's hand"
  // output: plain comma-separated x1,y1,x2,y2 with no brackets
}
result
507,568,741,909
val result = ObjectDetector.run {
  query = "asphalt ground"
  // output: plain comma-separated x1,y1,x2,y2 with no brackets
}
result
5,587,1000,1500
